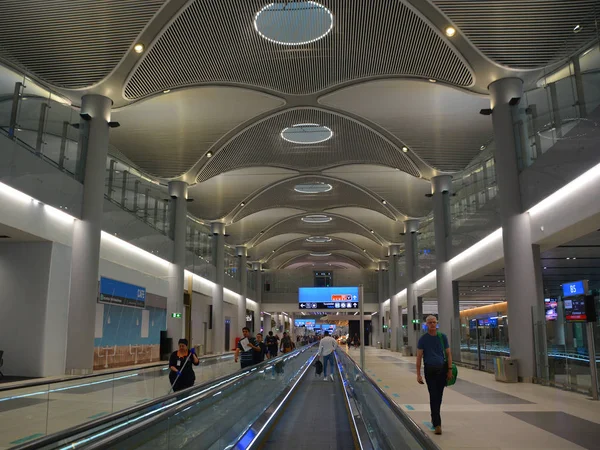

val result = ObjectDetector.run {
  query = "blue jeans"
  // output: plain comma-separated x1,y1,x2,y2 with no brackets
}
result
323,353,335,377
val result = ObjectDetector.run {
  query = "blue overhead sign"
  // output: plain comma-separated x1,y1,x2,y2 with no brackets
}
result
99,277,146,308
299,286,359,309
562,280,586,298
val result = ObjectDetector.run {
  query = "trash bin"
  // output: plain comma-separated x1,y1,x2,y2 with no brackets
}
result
402,346,412,357
494,357,518,382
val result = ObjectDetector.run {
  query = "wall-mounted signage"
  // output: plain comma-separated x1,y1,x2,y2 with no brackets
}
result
99,277,146,308
562,280,587,298
564,298,587,322
294,319,316,329
171,313,182,318
298,286,359,309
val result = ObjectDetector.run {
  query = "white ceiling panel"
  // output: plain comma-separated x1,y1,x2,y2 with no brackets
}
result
320,79,493,172
225,208,306,245
110,86,285,178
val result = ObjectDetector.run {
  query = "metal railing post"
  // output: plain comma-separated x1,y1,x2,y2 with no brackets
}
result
8,82,22,139
59,121,69,170
133,180,140,212
35,102,50,154
121,170,129,207
106,159,116,200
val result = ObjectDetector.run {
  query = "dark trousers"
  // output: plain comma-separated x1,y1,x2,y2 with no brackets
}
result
424,365,446,427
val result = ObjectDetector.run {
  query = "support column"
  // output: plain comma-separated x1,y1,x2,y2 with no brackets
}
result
378,261,388,349
237,246,247,333
211,222,225,353
253,261,263,333
389,244,401,352
571,56,587,118
451,281,461,362
263,312,271,335
65,95,113,375
167,181,188,348
489,78,543,381
404,219,420,355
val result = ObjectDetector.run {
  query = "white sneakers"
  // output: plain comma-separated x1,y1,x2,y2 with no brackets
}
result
323,376,328,381
323,374,335,381
330,374,334,381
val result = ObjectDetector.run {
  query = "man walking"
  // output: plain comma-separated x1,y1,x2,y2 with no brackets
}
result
235,327,261,369
416,315,453,435
265,331,279,358
318,331,337,381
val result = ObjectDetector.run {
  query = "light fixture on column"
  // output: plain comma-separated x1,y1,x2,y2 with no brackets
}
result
134,43,145,53
108,121,120,128
79,113,92,121
509,97,521,106
479,108,493,116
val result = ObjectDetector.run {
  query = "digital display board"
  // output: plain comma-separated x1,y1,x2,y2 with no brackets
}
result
562,280,586,298
544,298,558,321
99,277,146,308
294,319,316,329
564,298,587,322
298,286,359,310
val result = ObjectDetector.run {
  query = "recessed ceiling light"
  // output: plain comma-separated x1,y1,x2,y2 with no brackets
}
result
573,24,582,33
206,151,213,158
134,43,145,53
281,123,333,144
302,214,332,223
254,1,334,46
445,26,456,37
544,266,547,269
428,79,437,83
480,145,486,151
272,250,275,253
294,182,332,194
163,89,171,94
402,146,408,153
566,257,570,260
381,199,387,205
240,202,245,207
310,252,331,257
306,236,332,243
370,230,374,234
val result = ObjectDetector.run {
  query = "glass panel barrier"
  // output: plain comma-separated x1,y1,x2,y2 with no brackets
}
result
336,349,435,450
1,354,237,449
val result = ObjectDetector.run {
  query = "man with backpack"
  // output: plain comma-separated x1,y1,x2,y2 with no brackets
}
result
416,315,453,435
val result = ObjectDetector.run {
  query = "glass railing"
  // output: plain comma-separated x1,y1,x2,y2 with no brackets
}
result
336,349,436,450
0,353,236,449
22,345,317,450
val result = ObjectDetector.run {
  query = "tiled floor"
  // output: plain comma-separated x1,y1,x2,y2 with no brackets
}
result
354,347,600,450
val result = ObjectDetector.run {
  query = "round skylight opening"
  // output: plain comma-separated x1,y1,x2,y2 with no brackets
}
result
302,214,332,223
294,182,333,194
306,236,332,243
281,123,333,144
254,1,334,46
310,252,331,257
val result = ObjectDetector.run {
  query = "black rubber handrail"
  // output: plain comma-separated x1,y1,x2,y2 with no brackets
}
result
0,352,232,393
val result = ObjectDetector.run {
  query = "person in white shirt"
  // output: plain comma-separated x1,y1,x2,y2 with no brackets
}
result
318,331,337,381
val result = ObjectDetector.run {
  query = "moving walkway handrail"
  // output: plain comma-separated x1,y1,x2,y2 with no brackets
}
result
10,352,236,450
12,347,310,450
0,352,232,393
339,350,441,450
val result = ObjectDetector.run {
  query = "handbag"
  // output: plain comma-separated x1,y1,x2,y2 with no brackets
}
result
437,332,458,386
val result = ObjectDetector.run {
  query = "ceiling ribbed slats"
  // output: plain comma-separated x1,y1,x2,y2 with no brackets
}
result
124,0,473,99
197,108,419,182
235,176,395,222
433,0,600,69
0,0,165,88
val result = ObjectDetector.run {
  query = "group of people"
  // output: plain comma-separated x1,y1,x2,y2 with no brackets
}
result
234,329,294,369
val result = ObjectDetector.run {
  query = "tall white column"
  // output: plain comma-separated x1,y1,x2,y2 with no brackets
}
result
65,95,112,375
252,261,263,331
211,222,225,353
489,78,543,380
404,219,420,354
263,312,272,335
389,244,401,352
377,261,388,348
432,175,454,350
167,181,188,347
237,246,247,333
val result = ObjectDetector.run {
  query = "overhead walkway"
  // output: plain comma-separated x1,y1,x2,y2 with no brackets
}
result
12,344,437,450
0,353,235,449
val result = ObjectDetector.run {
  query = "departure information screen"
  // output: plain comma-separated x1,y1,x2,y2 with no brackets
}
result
298,286,359,310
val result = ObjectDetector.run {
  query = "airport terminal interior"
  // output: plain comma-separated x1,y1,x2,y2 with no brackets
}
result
0,1,600,449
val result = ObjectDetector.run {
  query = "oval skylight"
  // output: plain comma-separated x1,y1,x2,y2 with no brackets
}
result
310,252,331,257
254,2,334,46
294,182,332,194
302,214,332,223
281,123,333,144
306,236,332,243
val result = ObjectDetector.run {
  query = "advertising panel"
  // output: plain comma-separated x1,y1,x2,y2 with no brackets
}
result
99,277,146,308
564,297,587,322
298,286,359,310
544,298,558,321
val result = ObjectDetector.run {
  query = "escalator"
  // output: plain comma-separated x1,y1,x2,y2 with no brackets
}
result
13,345,438,450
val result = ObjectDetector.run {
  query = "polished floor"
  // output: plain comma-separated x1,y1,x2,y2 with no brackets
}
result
353,346,600,450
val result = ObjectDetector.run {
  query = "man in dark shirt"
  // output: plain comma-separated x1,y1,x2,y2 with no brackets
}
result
416,315,453,435
235,327,261,369
265,331,279,358
253,333,267,364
